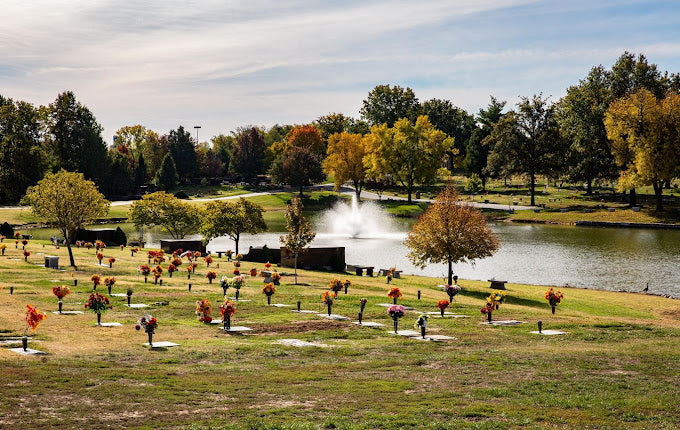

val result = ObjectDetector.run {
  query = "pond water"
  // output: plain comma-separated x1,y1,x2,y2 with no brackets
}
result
148,221,680,298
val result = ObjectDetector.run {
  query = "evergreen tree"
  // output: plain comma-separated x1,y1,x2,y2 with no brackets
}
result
135,153,147,187
230,127,266,180
155,153,178,191
168,126,197,179
44,91,109,185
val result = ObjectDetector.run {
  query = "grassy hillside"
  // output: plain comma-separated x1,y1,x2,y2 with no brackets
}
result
1,240,679,428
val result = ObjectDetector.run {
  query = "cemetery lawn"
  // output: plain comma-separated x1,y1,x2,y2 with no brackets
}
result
1,242,680,429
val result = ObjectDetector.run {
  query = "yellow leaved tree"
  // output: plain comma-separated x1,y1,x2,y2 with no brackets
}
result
323,132,370,200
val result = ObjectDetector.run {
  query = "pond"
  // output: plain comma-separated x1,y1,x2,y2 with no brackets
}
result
148,221,680,298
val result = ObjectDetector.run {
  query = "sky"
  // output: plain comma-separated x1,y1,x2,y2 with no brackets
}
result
2,0,680,144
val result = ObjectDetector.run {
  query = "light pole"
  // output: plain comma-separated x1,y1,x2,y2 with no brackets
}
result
193,125,201,144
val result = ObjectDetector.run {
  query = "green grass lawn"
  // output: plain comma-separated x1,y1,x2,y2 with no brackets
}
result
1,240,680,429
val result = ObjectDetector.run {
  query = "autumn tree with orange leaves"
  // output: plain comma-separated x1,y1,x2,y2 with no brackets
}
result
405,185,499,285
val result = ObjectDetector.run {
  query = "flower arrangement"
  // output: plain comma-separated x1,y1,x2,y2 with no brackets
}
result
225,250,233,260
85,292,112,325
387,287,402,304
108,257,116,268
0,243,6,255
23,250,31,261
387,304,405,333
186,265,193,278
25,304,47,346
414,314,428,338
206,271,217,283
14,232,21,239
196,299,213,323
120,244,125,251
167,263,176,277
194,251,201,259
235,253,243,261
96,252,104,264
233,260,241,268
264,261,272,269
135,314,158,346
249,268,257,277
220,299,236,330
230,275,246,290
172,249,182,257
95,240,106,250
329,278,343,297
152,265,163,284
0,235,4,242
190,262,198,273
21,239,28,248
171,257,182,267
52,285,71,299
322,291,334,316
437,299,450,316
85,242,93,250
544,288,564,314
104,277,116,294
233,268,240,276
271,271,281,285
205,255,213,267
480,302,494,322
131,247,139,256
262,283,276,305
488,291,505,309
140,264,151,282
359,298,367,313
126,287,133,305
343,279,351,294
445,284,462,302
91,274,102,289
53,285,71,314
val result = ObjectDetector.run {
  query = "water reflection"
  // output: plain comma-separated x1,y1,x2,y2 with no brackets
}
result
147,223,680,297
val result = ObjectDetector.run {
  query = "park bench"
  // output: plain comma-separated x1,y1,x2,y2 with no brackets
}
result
347,265,374,277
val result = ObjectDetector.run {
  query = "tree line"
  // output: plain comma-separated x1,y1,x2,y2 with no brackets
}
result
3,51,680,210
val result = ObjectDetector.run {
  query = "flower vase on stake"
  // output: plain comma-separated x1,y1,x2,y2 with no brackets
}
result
360,298,367,313
24,304,47,351
445,284,461,304
85,292,112,326
262,283,276,305
437,300,449,317
545,287,564,315
388,287,402,305
220,300,236,331
387,305,405,334
416,315,428,339
322,292,334,316
127,288,133,306
52,285,71,314
136,315,157,346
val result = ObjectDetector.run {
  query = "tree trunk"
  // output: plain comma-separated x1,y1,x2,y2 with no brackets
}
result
620,189,627,204
586,179,593,196
234,234,239,256
299,185,304,197
294,251,298,285
653,182,664,211
447,259,453,285
354,183,361,202
481,176,487,191
629,188,637,207
529,172,536,206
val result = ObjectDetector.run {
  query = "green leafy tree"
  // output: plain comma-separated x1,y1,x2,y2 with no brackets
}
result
23,170,110,268
128,191,201,239
196,142,225,178
211,134,233,175
365,115,452,203
270,146,325,196
44,91,109,185
360,84,421,127
0,96,47,203
200,198,267,255
421,98,475,166
557,66,618,195
485,95,565,206
168,126,197,179
464,97,506,189
155,153,179,191
405,186,499,285
106,150,134,195
230,127,266,180
280,197,315,285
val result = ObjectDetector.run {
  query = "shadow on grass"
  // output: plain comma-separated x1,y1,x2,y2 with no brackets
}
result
460,289,546,309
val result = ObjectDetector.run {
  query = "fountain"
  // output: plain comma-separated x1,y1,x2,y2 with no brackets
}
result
319,194,397,239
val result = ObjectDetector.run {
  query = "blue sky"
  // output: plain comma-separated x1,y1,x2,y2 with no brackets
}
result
2,0,680,143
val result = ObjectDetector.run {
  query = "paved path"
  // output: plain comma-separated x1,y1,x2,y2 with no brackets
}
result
2,184,537,211
312,184,538,211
